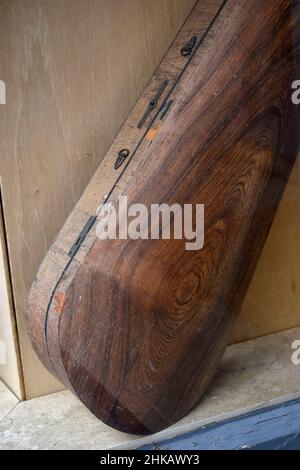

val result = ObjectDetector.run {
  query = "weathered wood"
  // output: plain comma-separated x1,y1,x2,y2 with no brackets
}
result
139,399,300,450
27,0,300,434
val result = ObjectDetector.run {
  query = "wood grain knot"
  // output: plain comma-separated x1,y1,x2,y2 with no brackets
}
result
175,270,200,305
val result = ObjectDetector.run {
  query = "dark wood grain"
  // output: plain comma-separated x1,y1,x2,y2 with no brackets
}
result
27,0,300,434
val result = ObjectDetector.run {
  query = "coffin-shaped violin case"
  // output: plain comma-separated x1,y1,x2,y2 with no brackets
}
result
27,0,300,434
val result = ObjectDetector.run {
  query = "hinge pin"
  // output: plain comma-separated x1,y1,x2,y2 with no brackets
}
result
137,80,169,128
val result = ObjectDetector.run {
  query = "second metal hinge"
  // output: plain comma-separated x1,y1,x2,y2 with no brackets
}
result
68,215,96,258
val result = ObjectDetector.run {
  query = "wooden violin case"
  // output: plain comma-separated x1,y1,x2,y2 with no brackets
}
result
27,0,300,434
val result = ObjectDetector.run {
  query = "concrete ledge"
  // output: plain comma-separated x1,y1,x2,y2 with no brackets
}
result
0,381,18,423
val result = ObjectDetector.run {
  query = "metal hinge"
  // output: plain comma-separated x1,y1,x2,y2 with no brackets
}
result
137,80,169,128
159,99,173,120
68,215,96,258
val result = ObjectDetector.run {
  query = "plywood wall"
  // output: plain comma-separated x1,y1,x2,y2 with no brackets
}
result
0,199,23,398
0,0,299,400
0,0,196,398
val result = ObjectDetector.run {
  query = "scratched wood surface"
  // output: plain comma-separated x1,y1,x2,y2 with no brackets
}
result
0,0,196,399
27,0,300,434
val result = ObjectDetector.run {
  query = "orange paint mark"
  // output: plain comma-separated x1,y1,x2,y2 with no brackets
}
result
55,292,66,315
146,123,161,142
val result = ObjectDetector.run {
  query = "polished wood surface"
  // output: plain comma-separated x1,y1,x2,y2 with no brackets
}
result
27,0,300,434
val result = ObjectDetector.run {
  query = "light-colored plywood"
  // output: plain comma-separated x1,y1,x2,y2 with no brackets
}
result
0,199,23,399
0,0,196,398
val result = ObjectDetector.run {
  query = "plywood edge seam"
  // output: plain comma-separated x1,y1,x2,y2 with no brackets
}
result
0,182,25,400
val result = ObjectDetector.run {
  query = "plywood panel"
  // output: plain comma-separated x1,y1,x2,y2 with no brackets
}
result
0,198,23,398
0,0,196,398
